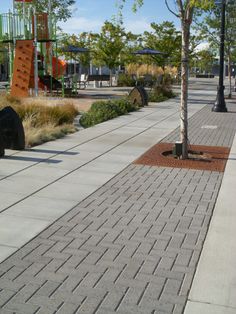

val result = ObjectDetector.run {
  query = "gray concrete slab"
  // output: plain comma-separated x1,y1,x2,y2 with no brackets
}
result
185,301,236,314
0,245,17,261
35,181,99,202
0,191,26,212
3,196,78,221
0,214,50,247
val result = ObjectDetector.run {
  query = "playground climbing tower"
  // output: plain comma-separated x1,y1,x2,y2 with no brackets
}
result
11,40,34,97
0,0,59,97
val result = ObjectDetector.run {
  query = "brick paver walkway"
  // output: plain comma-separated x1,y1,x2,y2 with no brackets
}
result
0,103,236,314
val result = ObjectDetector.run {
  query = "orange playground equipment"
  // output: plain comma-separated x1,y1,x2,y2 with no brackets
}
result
0,0,66,97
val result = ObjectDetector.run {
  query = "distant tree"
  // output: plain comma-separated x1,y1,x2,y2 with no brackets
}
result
15,0,76,22
195,49,216,74
142,21,181,68
57,32,93,69
195,1,236,97
92,21,128,85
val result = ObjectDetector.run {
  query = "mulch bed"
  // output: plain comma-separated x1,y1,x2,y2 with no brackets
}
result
133,143,230,172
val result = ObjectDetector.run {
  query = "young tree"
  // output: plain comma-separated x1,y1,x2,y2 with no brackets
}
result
165,1,213,158
92,21,128,85
57,32,92,69
118,0,213,159
194,49,216,74
143,21,181,68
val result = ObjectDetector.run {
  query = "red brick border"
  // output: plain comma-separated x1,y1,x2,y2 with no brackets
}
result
133,143,230,172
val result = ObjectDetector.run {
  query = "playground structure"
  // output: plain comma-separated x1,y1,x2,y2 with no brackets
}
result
0,0,67,97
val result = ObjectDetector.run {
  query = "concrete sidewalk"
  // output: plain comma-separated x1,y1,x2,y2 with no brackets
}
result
0,78,235,313
0,89,206,262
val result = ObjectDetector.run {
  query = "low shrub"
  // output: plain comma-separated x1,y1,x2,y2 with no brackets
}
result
113,98,137,115
148,85,176,102
80,98,138,128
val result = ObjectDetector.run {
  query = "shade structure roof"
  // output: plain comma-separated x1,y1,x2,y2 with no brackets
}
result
133,48,164,55
61,45,89,53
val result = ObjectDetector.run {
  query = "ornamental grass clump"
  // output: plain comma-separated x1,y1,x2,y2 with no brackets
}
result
0,95,78,147
80,98,138,128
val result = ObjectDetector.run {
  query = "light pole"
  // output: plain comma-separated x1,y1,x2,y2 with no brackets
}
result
212,0,228,112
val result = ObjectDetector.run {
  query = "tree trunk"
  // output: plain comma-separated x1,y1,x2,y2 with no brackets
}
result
180,20,191,159
109,69,113,87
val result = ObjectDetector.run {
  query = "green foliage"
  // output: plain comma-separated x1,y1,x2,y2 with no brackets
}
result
194,49,216,73
57,32,92,67
148,85,175,102
117,73,136,87
80,98,138,128
0,44,8,64
142,21,181,67
92,21,127,70
194,1,236,60
16,0,76,22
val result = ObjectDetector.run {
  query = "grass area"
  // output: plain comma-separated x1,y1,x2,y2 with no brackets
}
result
0,95,79,148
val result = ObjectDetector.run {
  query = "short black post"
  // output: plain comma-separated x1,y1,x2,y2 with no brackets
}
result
212,0,228,112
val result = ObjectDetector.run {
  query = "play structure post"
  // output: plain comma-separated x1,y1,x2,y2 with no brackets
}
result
7,10,13,84
23,0,27,39
33,8,38,97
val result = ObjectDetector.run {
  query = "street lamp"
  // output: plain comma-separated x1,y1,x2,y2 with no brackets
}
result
212,0,228,112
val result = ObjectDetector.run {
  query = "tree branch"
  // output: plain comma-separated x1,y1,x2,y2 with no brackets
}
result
165,0,179,18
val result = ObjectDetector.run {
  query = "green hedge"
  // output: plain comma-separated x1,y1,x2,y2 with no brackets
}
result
80,98,138,128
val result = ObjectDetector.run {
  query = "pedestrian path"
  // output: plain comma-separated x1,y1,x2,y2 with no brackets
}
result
0,79,236,313
0,92,207,263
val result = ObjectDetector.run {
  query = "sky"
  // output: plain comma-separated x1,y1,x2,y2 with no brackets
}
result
1,0,180,34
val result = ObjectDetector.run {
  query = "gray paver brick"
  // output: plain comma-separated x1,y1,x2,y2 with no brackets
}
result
3,301,40,314
0,289,17,307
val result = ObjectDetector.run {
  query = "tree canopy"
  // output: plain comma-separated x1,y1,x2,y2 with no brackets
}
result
92,21,128,70
142,21,181,67
16,0,76,22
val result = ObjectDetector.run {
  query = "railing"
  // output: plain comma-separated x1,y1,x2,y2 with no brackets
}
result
0,12,56,42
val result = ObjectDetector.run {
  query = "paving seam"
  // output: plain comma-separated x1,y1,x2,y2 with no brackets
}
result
0,92,215,183
0,101,181,182
0,103,185,214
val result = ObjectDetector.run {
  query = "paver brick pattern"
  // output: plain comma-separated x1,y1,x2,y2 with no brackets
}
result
0,104,236,314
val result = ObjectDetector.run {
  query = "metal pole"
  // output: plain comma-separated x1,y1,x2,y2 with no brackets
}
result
7,11,13,84
212,0,228,112
23,0,26,39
